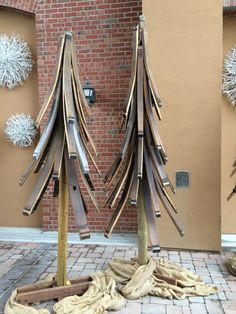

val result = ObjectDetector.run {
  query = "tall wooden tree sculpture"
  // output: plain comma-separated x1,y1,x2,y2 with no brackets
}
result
16,32,100,303
104,17,184,265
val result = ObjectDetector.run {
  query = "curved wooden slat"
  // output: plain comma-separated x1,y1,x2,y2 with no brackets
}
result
130,147,139,205
104,137,135,208
137,46,144,137
76,160,99,213
63,34,76,124
53,107,65,180
141,24,163,109
63,92,77,159
144,73,166,157
71,34,91,116
73,122,89,174
144,121,170,187
153,165,184,237
19,157,42,186
22,132,58,215
33,76,62,160
64,148,90,239
143,142,161,217
36,35,65,127
137,137,143,179
71,70,87,127
124,26,139,120
105,158,134,238
142,168,160,251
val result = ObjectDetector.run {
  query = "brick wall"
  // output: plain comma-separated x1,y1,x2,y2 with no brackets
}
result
224,0,236,7
224,0,236,15
0,0,142,233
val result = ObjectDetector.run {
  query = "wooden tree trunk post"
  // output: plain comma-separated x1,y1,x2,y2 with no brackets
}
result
138,182,148,265
57,157,69,286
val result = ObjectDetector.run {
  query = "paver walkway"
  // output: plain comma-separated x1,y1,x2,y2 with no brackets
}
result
0,241,236,313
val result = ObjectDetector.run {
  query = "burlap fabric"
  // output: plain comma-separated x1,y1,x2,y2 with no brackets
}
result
226,257,236,277
4,257,218,314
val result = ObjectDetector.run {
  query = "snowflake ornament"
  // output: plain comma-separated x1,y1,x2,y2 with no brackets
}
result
4,114,37,148
223,45,236,107
0,34,33,89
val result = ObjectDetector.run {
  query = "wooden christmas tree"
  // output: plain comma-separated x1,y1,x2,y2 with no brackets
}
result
17,31,99,302
104,17,184,265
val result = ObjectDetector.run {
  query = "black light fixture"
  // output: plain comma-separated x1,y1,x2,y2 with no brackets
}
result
83,79,96,104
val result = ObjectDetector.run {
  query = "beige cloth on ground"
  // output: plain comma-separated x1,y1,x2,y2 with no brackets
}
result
54,271,124,314
226,257,236,276
4,289,50,314
4,257,218,314
106,257,218,300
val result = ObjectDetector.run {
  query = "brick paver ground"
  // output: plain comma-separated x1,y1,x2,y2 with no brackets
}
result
0,241,235,313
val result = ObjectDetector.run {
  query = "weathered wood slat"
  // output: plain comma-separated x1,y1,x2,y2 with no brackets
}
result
64,148,90,239
71,70,87,127
107,130,136,190
36,35,65,127
71,35,91,116
20,138,51,186
63,33,76,124
78,115,98,157
53,131,65,180
137,46,144,137
53,179,59,197
124,25,139,120
69,79,97,155
81,193,88,214
17,279,55,294
144,121,170,187
84,173,95,191
137,137,143,178
23,128,60,215
19,159,39,186
17,280,91,305
105,156,123,190
105,159,134,238
143,170,160,252
73,122,89,174
141,24,162,109
153,164,184,237
151,160,177,214
79,132,101,176
161,185,177,214
130,148,139,205
53,104,65,179
104,155,122,184
76,160,99,213
34,146,50,173
143,142,161,217
144,73,167,158
151,93,162,122
121,90,136,160
104,138,135,209
63,92,77,159
33,77,61,160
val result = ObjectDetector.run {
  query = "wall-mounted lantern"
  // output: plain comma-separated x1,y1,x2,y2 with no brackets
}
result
83,79,96,104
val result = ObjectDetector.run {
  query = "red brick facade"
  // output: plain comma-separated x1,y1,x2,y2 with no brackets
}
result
224,0,236,7
224,0,236,15
0,0,142,232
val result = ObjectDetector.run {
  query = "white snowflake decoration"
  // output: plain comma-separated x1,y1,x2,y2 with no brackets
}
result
0,34,33,89
4,114,37,148
222,45,236,107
